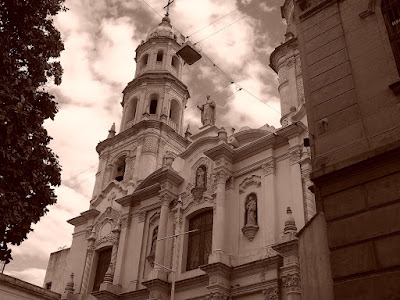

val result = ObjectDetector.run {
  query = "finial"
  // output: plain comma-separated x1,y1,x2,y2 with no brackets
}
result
283,207,297,236
163,0,174,17
64,273,74,294
107,123,116,139
218,127,228,142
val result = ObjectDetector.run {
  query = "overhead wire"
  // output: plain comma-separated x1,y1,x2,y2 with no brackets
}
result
137,0,281,116
186,0,258,38
193,1,265,45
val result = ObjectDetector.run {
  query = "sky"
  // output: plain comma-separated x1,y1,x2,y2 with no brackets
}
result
4,0,286,287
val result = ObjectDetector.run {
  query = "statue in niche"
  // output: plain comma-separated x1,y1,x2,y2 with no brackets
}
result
242,193,259,241
197,95,216,126
146,226,158,266
245,195,257,226
196,166,206,188
192,166,207,201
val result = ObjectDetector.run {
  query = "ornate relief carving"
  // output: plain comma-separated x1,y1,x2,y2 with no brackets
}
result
262,287,279,300
262,159,276,176
138,210,147,223
288,146,301,165
142,136,159,154
278,64,288,85
242,193,259,241
215,169,229,184
93,207,121,238
300,158,316,221
239,175,261,194
225,176,235,190
206,291,229,300
282,273,301,293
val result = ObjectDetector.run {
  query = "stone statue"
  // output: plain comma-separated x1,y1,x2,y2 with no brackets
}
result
246,195,257,226
149,227,158,256
197,95,216,126
196,167,206,188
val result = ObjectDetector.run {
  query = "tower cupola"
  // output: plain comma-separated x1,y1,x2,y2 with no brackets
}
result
119,16,190,135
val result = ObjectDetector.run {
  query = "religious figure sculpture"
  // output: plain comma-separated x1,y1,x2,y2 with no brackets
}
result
196,167,206,188
242,193,259,241
197,95,216,126
245,195,257,226
147,226,158,266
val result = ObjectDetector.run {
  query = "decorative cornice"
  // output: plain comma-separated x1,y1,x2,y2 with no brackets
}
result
116,183,161,207
270,38,298,73
179,136,219,159
96,120,189,154
174,275,209,293
68,209,100,226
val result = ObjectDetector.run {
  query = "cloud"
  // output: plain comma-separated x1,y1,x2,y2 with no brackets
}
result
5,268,47,287
6,0,286,286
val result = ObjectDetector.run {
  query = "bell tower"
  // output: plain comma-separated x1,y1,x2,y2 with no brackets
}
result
119,16,189,135
91,16,190,198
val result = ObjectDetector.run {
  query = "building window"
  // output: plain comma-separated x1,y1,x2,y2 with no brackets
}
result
141,53,149,68
126,98,138,122
157,50,163,62
115,156,126,182
382,0,400,73
45,282,52,290
171,56,179,69
92,247,112,292
186,210,213,270
149,94,158,114
169,99,180,124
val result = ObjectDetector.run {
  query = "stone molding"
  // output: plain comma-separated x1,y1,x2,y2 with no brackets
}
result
288,146,302,165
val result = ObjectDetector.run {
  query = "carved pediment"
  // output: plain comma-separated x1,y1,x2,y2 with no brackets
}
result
239,175,261,194
91,181,128,207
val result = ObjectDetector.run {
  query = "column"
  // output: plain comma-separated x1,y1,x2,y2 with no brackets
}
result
300,157,316,222
261,157,277,244
129,211,146,291
210,169,230,265
154,193,172,279
133,140,142,183
100,221,121,294
81,229,96,294
288,145,305,229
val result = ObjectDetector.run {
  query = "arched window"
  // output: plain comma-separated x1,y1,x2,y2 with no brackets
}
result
186,210,213,270
92,247,112,292
141,53,149,68
382,0,400,73
156,50,163,62
115,156,126,182
169,99,180,124
149,94,158,114
171,56,179,69
126,98,138,122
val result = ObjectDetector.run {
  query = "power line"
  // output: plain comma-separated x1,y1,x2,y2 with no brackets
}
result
136,0,281,116
193,2,264,45
138,0,163,17
187,0,258,38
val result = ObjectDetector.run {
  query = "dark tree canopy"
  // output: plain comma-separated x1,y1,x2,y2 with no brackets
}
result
0,0,66,263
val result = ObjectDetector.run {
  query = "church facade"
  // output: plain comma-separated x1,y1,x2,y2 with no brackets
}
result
44,13,314,300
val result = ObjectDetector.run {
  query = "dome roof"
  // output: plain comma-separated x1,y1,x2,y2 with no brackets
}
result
146,16,181,42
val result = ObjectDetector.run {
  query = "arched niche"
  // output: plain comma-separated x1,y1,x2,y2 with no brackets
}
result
156,50,164,62
149,94,159,114
169,99,180,124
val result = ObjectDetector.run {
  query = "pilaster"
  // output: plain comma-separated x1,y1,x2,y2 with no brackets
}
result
261,156,277,245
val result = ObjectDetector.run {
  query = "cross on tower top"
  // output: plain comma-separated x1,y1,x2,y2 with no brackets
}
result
163,0,174,16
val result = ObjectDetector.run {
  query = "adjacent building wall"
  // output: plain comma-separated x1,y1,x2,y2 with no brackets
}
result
293,0,400,298
44,248,70,294
0,273,60,300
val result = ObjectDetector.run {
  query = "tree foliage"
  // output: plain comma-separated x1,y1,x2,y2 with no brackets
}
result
0,0,66,263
